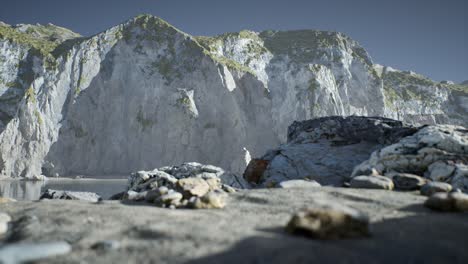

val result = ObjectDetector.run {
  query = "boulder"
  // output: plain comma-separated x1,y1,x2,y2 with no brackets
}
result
244,116,417,187
391,173,427,191
349,175,394,190
286,201,370,239
40,189,102,202
352,125,468,192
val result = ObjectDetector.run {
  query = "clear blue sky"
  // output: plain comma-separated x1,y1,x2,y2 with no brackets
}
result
1,0,467,83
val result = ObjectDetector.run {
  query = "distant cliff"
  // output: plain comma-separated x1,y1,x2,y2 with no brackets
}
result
0,15,466,178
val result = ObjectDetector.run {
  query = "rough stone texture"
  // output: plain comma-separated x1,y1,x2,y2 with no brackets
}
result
125,163,233,209
1,15,466,179
352,125,468,192
245,116,416,187
420,182,453,196
277,179,321,188
349,175,394,190
424,192,468,212
2,187,468,263
39,189,102,202
286,202,369,239
391,173,427,190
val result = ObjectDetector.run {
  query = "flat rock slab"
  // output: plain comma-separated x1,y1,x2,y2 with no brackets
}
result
1,188,468,263
350,175,394,190
40,189,102,202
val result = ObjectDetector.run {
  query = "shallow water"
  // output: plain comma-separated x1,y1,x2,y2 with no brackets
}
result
0,179,127,201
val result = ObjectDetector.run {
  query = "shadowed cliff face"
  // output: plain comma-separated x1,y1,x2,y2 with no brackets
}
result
0,15,466,178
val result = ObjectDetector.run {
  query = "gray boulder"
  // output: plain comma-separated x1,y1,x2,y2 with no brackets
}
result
420,182,453,196
244,116,417,187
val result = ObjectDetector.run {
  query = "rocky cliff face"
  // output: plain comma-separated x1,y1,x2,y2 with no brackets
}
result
0,15,466,178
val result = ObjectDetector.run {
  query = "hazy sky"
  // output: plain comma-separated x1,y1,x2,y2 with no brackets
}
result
1,0,467,82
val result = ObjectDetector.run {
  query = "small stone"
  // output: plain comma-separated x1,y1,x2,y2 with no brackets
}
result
0,241,71,263
157,191,183,206
190,191,227,209
424,192,468,212
277,179,321,189
145,190,160,202
286,202,370,239
420,182,452,196
91,240,121,251
176,178,210,197
221,184,236,193
350,175,394,190
392,173,426,191
40,189,102,202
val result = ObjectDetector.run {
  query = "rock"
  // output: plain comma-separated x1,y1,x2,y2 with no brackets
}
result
424,192,468,212
286,202,370,239
124,190,147,201
350,175,394,190
0,241,71,264
277,180,321,188
0,212,11,236
391,173,427,190
420,182,453,196
0,197,16,203
426,161,456,182
243,159,270,184
190,191,227,209
40,189,102,202
451,164,468,193
221,184,236,193
176,178,210,197
204,178,221,191
245,116,417,187
157,190,183,207
91,240,121,251
352,125,468,192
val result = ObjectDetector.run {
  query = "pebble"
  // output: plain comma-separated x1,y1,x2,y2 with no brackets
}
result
0,241,71,264
221,184,236,193
392,173,427,191
91,240,121,251
350,175,394,190
286,202,370,239
424,192,468,212
277,179,321,189
420,182,452,196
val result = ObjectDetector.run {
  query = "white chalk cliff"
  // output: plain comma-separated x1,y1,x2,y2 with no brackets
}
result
0,15,466,178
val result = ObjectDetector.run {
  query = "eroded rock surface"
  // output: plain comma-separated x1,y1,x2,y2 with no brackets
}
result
244,116,417,187
352,125,468,192
124,162,243,209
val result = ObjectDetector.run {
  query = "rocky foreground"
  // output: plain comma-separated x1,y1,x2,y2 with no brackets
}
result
1,187,468,264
